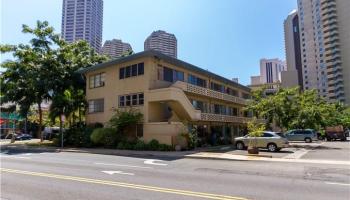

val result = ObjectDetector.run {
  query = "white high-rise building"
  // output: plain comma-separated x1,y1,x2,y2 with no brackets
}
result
258,59,286,84
250,59,286,93
144,30,177,58
61,0,103,53
102,39,132,59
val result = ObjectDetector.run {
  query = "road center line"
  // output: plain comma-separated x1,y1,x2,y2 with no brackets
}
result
0,168,248,200
94,162,153,169
324,182,350,186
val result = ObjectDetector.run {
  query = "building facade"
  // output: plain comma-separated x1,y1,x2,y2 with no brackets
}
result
80,50,256,146
144,30,177,58
291,0,350,104
284,10,303,89
61,0,103,53
250,59,286,94
102,39,132,59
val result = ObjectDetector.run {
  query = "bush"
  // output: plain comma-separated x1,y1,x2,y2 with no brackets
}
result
90,128,119,147
133,140,148,151
148,139,160,150
53,123,94,148
158,144,173,151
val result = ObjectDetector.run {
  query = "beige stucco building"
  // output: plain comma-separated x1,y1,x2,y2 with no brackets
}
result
79,50,255,146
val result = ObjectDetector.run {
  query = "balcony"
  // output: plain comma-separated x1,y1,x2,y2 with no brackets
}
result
200,113,264,124
172,81,248,105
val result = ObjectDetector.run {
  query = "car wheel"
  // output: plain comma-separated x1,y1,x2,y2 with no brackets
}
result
305,138,312,143
267,143,277,152
235,142,245,150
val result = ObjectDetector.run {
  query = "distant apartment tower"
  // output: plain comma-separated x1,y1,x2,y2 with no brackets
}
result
284,10,303,89
292,0,350,104
144,30,177,58
61,0,103,53
250,59,286,94
102,39,132,59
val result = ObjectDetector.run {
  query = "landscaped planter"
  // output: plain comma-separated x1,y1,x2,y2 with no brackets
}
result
247,146,259,154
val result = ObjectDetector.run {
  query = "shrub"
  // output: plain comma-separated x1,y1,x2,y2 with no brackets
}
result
133,140,148,151
53,123,95,148
117,141,126,149
90,128,119,147
158,144,173,151
108,109,143,136
148,139,160,150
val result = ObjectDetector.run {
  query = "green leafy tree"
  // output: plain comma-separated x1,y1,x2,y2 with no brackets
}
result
1,21,61,141
248,86,349,131
247,118,265,149
1,21,107,142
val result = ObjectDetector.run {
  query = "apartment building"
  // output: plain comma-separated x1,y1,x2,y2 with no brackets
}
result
102,39,132,59
61,0,103,53
79,50,255,146
289,0,350,104
144,30,177,58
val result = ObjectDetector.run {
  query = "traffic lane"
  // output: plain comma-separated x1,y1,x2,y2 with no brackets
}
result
2,150,350,184
1,157,255,200
302,141,350,161
1,165,349,200
2,169,238,200
2,154,350,200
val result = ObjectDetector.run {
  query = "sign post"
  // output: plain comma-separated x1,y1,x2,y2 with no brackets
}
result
60,115,65,148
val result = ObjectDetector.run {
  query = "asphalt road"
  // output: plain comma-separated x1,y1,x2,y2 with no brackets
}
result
1,147,349,200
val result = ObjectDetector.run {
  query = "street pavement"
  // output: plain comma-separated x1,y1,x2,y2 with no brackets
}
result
1,141,349,200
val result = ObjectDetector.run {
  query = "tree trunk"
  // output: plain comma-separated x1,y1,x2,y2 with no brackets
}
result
38,102,43,142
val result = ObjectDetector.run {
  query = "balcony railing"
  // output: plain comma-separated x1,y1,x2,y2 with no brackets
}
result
172,81,248,105
200,113,265,124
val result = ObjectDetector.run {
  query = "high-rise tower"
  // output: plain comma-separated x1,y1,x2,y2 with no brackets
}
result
61,0,103,53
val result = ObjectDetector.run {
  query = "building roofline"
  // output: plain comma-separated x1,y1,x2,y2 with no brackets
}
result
77,50,250,92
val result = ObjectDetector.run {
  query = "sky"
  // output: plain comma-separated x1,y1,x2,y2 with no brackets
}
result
0,0,297,85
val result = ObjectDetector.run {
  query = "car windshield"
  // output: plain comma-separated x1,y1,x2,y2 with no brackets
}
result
276,132,286,138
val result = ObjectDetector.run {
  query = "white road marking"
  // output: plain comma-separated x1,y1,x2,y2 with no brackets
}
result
102,170,134,176
325,182,350,186
94,162,152,169
283,149,310,159
0,155,31,159
144,159,168,166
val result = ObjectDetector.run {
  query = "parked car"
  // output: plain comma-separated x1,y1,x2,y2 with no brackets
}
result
234,131,289,152
15,133,33,140
0,133,32,140
43,127,61,140
284,129,317,143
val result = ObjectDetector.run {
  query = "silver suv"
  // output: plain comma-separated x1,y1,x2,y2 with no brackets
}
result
284,129,317,143
234,131,289,152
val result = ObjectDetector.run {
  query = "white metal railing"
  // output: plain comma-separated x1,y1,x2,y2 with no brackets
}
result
200,113,265,124
172,81,248,105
